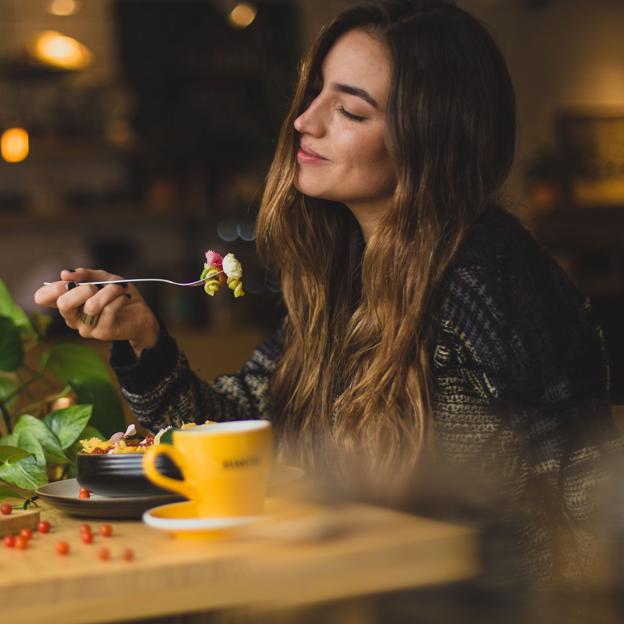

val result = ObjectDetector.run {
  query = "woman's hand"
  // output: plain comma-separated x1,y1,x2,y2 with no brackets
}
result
34,268,160,357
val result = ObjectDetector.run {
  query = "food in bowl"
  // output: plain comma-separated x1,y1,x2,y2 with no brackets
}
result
77,422,214,497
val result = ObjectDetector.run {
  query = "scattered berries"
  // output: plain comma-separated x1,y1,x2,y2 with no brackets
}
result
1,503,12,515
56,540,70,556
121,548,134,561
98,547,110,561
80,524,92,534
79,488,91,499
37,520,51,534
15,536,29,550
81,531,94,544
3,535,15,548
99,524,113,538
20,528,33,539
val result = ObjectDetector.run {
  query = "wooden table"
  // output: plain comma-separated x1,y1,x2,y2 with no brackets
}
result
0,498,477,624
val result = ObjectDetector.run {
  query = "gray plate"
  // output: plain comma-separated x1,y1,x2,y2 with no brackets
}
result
36,465,305,520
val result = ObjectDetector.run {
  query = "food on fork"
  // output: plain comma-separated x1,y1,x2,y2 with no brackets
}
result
200,250,245,298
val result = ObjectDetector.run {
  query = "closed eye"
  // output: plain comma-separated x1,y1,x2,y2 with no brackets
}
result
337,105,366,122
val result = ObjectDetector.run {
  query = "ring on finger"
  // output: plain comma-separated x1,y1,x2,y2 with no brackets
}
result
79,311,100,326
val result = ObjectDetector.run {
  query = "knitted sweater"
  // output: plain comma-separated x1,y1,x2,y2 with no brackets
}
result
110,207,621,582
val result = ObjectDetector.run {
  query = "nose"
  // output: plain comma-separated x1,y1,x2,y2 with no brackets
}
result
294,95,325,137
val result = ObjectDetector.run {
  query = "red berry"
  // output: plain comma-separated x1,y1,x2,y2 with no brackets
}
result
121,548,134,561
56,540,70,555
3,535,15,548
0,503,12,515
98,547,110,561
37,520,51,534
15,536,28,550
79,488,91,499
20,528,33,539
81,531,94,544
99,524,113,537
80,524,92,534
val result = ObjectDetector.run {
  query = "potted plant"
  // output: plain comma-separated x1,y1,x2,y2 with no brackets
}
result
0,280,125,506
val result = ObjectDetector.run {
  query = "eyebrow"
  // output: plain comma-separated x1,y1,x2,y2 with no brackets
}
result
331,82,379,109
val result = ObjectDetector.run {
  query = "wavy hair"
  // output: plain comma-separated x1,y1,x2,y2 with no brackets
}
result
256,0,516,484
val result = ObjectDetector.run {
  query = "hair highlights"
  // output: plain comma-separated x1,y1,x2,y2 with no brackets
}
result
256,0,516,488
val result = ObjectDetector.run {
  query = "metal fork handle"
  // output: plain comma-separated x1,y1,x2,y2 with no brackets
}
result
44,271,224,288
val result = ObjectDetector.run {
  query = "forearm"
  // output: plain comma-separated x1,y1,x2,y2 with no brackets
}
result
109,322,280,432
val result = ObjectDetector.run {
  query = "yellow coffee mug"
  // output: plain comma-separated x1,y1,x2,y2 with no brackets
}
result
143,420,272,518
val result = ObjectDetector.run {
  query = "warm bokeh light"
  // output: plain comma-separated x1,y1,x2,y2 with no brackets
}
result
46,0,81,16
30,31,92,70
1,128,29,163
228,2,257,29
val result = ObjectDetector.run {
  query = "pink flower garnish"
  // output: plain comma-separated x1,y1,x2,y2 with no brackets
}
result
205,250,223,269
108,424,136,445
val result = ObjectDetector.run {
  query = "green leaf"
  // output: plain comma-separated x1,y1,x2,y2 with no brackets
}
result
0,316,24,372
42,343,124,438
0,433,18,446
0,455,47,490
70,377,124,438
30,312,53,340
0,485,23,500
13,414,68,465
0,280,37,345
80,425,104,441
0,375,18,410
44,405,92,450
0,445,31,462
14,432,46,465
43,342,111,382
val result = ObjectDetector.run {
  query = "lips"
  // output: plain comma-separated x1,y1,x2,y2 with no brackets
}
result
299,143,327,160
297,143,328,165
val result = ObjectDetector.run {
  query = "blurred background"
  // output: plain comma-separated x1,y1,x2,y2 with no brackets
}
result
0,0,622,401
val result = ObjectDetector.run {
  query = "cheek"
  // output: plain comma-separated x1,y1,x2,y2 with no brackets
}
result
343,133,395,191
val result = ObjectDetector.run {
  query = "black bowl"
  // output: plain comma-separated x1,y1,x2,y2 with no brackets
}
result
77,452,183,498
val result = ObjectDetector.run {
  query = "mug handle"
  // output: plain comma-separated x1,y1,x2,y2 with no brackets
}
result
143,444,197,501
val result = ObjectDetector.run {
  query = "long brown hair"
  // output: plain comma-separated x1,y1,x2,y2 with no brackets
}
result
256,0,516,483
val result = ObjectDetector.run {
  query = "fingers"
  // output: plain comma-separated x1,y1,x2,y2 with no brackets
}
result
86,291,132,341
56,284,100,330
35,268,126,309
61,268,121,283
82,284,130,317
34,281,67,308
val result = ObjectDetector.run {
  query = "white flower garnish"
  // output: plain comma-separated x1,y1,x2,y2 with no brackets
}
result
222,253,243,279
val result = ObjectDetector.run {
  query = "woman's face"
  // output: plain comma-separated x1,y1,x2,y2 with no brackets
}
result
294,29,395,223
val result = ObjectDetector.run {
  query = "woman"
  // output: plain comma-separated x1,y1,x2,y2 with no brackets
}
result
35,0,620,582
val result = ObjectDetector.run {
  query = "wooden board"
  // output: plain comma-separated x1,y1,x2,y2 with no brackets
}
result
0,498,476,624
0,508,40,538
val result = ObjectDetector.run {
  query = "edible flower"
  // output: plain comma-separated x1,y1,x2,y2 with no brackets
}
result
200,249,244,297
204,250,223,269
222,253,245,298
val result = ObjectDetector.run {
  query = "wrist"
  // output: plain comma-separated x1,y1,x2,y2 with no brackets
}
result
129,315,159,358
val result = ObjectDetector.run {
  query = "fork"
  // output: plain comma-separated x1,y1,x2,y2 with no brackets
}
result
44,271,225,288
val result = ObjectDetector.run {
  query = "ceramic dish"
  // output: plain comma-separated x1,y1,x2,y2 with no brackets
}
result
143,497,312,539
35,479,182,519
77,451,182,497
38,466,305,520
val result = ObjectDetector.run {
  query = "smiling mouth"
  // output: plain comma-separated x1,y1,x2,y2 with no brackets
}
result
297,144,328,163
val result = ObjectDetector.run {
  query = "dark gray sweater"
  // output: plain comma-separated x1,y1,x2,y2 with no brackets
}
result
110,207,622,582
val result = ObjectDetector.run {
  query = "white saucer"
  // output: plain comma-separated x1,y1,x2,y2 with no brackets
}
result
142,498,305,537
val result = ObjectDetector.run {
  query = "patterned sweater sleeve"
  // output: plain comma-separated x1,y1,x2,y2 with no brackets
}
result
109,323,282,432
